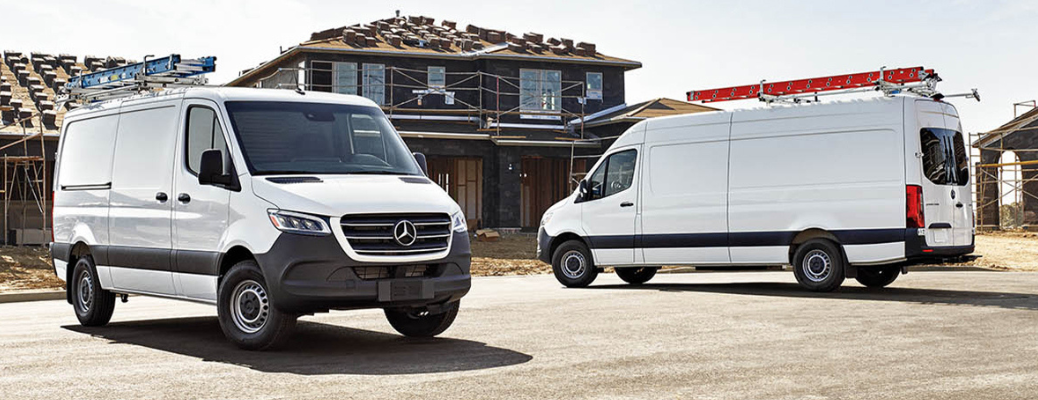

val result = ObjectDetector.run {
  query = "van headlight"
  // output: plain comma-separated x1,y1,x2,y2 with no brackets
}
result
267,210,331,236
451,210,467,232
541,210,554,227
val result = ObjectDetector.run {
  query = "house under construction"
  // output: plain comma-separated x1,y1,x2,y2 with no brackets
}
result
0,51,134,244
972,101,1038,230
228,14,716,230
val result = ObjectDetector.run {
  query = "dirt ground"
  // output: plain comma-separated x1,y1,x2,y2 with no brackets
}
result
2,232,1035,293
0,246,64,292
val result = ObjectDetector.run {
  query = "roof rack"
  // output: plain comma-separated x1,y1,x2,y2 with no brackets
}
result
58,54,216,103
688,66,979,105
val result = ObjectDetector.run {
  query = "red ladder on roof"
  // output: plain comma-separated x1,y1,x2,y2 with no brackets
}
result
687,66,935,103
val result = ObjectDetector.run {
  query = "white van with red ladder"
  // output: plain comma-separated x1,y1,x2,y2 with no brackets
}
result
537,67,976,292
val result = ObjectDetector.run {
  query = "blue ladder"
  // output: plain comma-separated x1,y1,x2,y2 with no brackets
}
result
65,54,216,90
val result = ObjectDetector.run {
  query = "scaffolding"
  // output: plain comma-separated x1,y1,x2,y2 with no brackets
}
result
0,111,49,245
261,65,592,189
970,101,1038,230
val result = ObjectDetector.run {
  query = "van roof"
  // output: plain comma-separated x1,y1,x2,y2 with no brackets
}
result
63,87,381,119
608,96,954,148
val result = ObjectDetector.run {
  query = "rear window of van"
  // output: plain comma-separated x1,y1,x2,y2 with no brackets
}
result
920,128,968,186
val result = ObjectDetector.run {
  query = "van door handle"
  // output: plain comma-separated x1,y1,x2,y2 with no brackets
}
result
177,193,191,203
155,192,168,202
956,202,963,208
620,201,634,208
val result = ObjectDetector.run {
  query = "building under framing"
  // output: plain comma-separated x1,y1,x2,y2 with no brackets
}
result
228,14,716,230
1,50,133,244
971,101,1038,230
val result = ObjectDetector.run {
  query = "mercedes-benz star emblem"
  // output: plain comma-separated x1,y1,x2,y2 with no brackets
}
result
393,220,417,247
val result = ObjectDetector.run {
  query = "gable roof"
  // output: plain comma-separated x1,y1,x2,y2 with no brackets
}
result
572,98,719,128
974,106,1038,148
229,14,641,86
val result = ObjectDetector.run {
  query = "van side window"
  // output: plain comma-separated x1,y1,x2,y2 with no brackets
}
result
587,149,637,201
920,128,968,186
186,106,229,175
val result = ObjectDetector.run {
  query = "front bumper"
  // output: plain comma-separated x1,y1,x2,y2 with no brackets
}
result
255,230,471,314
904,228,975,260
537,228,553,264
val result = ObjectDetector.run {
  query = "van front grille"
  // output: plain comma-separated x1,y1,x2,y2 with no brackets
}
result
352,265,433,280
340,213,451,256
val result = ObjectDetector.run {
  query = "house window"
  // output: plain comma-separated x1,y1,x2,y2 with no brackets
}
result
428,66,446,89
586,72,603,100
333,62,357,95
520,69,562,112
362,63,385,105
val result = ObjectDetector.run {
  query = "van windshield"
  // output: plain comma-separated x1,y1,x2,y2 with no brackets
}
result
224,101,422,176
920,128,968,186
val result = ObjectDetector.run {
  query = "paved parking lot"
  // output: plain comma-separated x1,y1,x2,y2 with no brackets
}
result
1,270,1037,399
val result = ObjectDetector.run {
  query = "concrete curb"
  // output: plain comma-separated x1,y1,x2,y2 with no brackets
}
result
0,289,65,304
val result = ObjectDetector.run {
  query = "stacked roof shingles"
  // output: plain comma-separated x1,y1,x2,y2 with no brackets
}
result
1,51,134,134
305,15,613,61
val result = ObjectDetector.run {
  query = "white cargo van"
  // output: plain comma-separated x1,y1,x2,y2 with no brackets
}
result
50,88,471,350
537,96,973,291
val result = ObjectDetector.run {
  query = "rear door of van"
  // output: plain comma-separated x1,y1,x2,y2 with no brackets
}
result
107,100,182,295
913,100,972,248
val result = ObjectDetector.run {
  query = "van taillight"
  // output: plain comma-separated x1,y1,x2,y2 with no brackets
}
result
906,185,924,228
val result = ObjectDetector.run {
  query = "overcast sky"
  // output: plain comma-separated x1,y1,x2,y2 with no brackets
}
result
2,0,1036,136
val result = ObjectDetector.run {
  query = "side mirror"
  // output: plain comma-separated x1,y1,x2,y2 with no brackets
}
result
413,152,429,176
577,179,588,202
198,149,234,187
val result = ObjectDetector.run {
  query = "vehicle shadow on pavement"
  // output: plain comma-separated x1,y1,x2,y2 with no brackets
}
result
63,316,532,375
588,282,1038,311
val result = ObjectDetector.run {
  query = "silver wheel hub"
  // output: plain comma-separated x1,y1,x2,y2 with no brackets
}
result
802,250,833,282
76,269,94,313
231,280,269,334
561,250,587,279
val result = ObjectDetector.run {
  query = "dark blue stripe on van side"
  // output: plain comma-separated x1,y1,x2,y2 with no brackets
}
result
587,228,906,249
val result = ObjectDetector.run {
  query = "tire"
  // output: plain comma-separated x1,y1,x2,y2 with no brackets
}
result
70,256,116,327
855,266,901,288
385,302,460,337
551,240,598,288
792,239,846,292
217,260,297,351
615,267,659,285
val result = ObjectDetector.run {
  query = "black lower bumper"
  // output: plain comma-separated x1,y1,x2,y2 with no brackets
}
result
255,231,472,314
537,228,553,264
904,228,975,260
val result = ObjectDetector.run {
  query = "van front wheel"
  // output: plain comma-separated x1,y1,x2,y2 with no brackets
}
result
616,267,659,285
855,266,901,288
385,302,459,337
217,260,297,351
552,240,598,288
792,239,846,292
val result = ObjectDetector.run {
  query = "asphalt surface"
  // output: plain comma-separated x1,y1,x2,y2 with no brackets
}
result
1,270,1037,399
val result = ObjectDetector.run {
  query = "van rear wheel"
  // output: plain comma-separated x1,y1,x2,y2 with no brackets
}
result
792,239,846,292
71,256,116,327
615,267,659,285
217,260,297,351
855,266,901,288
552,240,598,288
